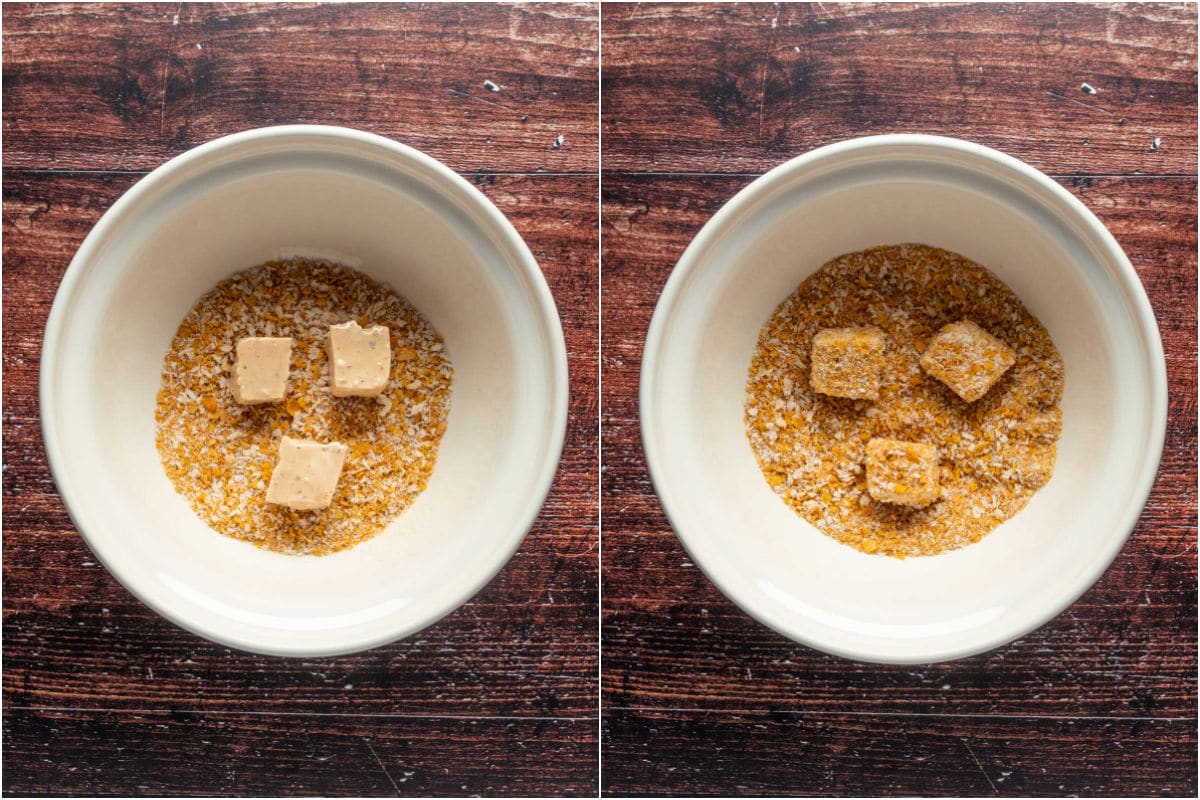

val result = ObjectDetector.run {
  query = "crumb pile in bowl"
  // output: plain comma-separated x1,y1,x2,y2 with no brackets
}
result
745,244,1064,558
155,258,452,555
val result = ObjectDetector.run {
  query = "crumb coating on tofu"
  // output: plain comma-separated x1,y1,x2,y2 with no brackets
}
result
745,244,1063,558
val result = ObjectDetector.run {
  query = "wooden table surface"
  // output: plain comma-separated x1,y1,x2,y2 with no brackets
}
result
600,3,1197,797
2,3,598,796
4,2,1198,798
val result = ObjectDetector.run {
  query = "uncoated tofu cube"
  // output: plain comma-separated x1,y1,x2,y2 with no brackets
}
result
866,438,941,508
327,321,391,397
265,436,348,511
920,320,1016,402
230,337,293,404
810,327,886,400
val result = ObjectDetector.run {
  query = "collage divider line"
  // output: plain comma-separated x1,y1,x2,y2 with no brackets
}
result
596,1,604,791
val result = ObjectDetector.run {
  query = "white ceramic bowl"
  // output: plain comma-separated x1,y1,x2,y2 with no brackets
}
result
41,126,568,656
641,135,1167,664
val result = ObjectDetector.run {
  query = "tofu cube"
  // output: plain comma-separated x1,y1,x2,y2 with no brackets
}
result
810,326,886,400
230,337,293,404
920,320,1016,402
326,321,391,397
265,436,348,511
866,438,940,508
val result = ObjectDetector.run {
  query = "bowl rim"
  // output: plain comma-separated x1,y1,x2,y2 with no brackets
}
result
639,133,1168,664
39,124,570,657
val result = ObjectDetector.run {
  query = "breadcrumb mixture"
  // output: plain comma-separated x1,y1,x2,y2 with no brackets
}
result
155,259,452,555
745,244,1063,558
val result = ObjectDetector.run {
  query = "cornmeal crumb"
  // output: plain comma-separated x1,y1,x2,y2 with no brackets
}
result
744,244,1063,558
155,259,453,555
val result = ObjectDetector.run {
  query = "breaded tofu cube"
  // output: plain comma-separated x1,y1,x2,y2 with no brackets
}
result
230,337,293,404
920,320,1016,402
326,321,391,398
866,437,940,508
810,326,886,400
265,436,349,511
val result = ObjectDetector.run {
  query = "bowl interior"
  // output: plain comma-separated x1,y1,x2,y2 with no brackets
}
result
43,129,565,655
643,139,1164,663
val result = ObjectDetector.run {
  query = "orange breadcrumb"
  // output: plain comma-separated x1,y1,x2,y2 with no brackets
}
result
744,244,1063,558
155,258,453,555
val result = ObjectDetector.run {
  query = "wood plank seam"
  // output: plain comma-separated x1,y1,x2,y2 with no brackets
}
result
3,169,601,177
606,706,1190,723
7,706,595,722
600,171,1197,178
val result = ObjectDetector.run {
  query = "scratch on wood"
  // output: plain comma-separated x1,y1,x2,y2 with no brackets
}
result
364,738,401,794
159,4,184,138
159,61,169,137
1045,90,1116,116
757,9,779,141
961,738,999,795
757,61,766,140
447,87,516,112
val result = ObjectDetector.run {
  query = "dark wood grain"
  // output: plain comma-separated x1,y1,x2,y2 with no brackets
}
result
602,2,1196,176
3,3,598,796
604,709,1198,797
3,2,598,173
3,707,595,797
600,3,1197,795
